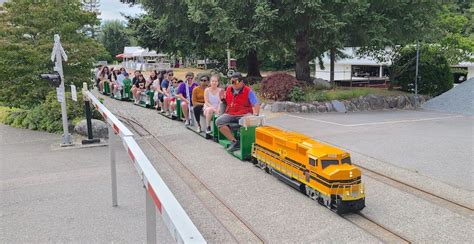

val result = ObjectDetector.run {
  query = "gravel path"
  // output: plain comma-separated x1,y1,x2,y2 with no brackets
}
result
423,78,474,115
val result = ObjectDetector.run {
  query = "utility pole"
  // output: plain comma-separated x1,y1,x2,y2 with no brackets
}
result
51,34,73,146
414,40,420,110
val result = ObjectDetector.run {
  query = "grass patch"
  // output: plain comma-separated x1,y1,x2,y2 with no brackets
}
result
303,87,408,102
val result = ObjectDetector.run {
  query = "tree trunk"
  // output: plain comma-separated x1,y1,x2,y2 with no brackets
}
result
330,47,336,88
246,49,261,77
295,14,311,83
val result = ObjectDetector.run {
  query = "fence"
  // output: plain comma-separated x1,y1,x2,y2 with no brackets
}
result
83,84,205,244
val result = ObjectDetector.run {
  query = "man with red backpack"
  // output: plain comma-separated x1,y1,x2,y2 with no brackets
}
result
216,72,260,152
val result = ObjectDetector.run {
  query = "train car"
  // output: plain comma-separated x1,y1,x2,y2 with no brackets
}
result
251,126,365,214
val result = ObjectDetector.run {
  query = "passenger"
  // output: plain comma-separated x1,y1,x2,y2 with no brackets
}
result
165,77,179,116
130,70,141,99
98,66,111,92
122,72,131,90
160,70,173,113
191,75,209,132
203,75,224,134
169,79,183,115
147,70,158,90
94,64,103,88
113,68,126,95
176,72,198,125
133,74,147,104
216,72,260,152
110,68,119,96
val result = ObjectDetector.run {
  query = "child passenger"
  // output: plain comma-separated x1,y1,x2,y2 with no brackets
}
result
203,75,223,134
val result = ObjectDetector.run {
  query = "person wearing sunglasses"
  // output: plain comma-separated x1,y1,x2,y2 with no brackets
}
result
176,72,198,125
215,72,260,152
191,75,209,132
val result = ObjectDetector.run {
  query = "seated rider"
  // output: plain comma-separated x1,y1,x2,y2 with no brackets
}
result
191,75,209,132
133,74,147,104
203,75,224,134
216,72,260,152
169,79,182,116
176,72,198,125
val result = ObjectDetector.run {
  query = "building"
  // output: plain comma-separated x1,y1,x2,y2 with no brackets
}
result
315,47,473,87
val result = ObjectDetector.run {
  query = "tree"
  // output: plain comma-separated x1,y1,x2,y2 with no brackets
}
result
0,0,110,108
100,20,131,58
392,46,453,96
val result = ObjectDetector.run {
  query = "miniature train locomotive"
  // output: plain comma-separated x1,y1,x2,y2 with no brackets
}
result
100,88,366,214
252,126,365,214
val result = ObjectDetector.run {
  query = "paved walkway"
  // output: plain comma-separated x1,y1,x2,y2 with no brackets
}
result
0,124,173,243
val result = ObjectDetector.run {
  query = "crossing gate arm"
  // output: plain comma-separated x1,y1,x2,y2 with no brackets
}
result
122,136,206,243
85,91,133,138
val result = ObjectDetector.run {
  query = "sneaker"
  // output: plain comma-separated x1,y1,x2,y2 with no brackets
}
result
205,127,212,134
227,140,240,152
196,127,201,133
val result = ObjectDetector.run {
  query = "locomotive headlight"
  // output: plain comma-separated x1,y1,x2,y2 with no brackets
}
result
349,171,353,177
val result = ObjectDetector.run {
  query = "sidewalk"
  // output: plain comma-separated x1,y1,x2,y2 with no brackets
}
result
0,124,173,243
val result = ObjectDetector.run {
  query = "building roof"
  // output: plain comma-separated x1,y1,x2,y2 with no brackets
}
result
319,47,391,66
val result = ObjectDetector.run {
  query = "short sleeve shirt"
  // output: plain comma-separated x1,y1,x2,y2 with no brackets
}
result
177,82,198,103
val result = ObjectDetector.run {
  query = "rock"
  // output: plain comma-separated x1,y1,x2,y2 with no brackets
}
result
263,103,272,111
286,101,297,112
317,105,327,113
308,104,316,112
271,102,286,112
365,94,385,110
325,102,334,112
74,119,108,138
312,78,332,88
396,95,407,109
386,96,398,108
301,105,308,113
331,100,347,113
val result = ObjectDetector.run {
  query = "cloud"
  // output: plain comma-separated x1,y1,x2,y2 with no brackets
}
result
98,0,144,22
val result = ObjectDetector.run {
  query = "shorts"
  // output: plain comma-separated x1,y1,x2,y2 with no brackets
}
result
215,113,250,127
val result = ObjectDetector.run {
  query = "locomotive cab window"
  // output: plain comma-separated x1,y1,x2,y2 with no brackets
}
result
309,158,317,167
342,157,351,165
321,160,339,169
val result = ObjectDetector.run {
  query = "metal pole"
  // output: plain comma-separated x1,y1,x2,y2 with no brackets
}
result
414,41,420,110
54,35,72,146
227,43,231,70
109,127,118,207
146,190,157,244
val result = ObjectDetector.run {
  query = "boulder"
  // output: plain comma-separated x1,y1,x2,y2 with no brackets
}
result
74,119,108,138
365,94,385,110
301,105,308,113
325,102,334,112
317,105,327,113
312,78,332,88
286,101,297,112
271,102,286,112
396,95,407,109
331,100,347,113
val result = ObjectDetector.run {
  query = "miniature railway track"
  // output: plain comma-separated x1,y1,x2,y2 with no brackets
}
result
116,114,411,243
356,164,473,216
343,212,411,243
116,115,268,243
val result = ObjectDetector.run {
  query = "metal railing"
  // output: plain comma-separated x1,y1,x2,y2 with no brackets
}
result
83,84,205,243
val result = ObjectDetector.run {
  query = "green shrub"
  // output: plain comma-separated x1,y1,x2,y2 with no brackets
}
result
260,72,298,101
289,87,305,102
391,46,453,96
1,90,89,133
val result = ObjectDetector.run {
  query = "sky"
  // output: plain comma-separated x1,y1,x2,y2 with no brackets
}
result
98,0,144,23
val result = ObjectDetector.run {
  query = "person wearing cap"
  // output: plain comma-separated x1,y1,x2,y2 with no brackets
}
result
176,72,198,125
216,72,260,152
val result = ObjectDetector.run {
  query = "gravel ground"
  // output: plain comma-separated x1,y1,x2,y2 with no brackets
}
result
423,77,474,115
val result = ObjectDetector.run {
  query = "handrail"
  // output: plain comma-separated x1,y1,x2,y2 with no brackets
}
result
83,86,206,243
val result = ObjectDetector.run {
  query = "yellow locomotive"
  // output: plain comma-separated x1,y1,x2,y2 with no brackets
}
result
251,126,365,214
